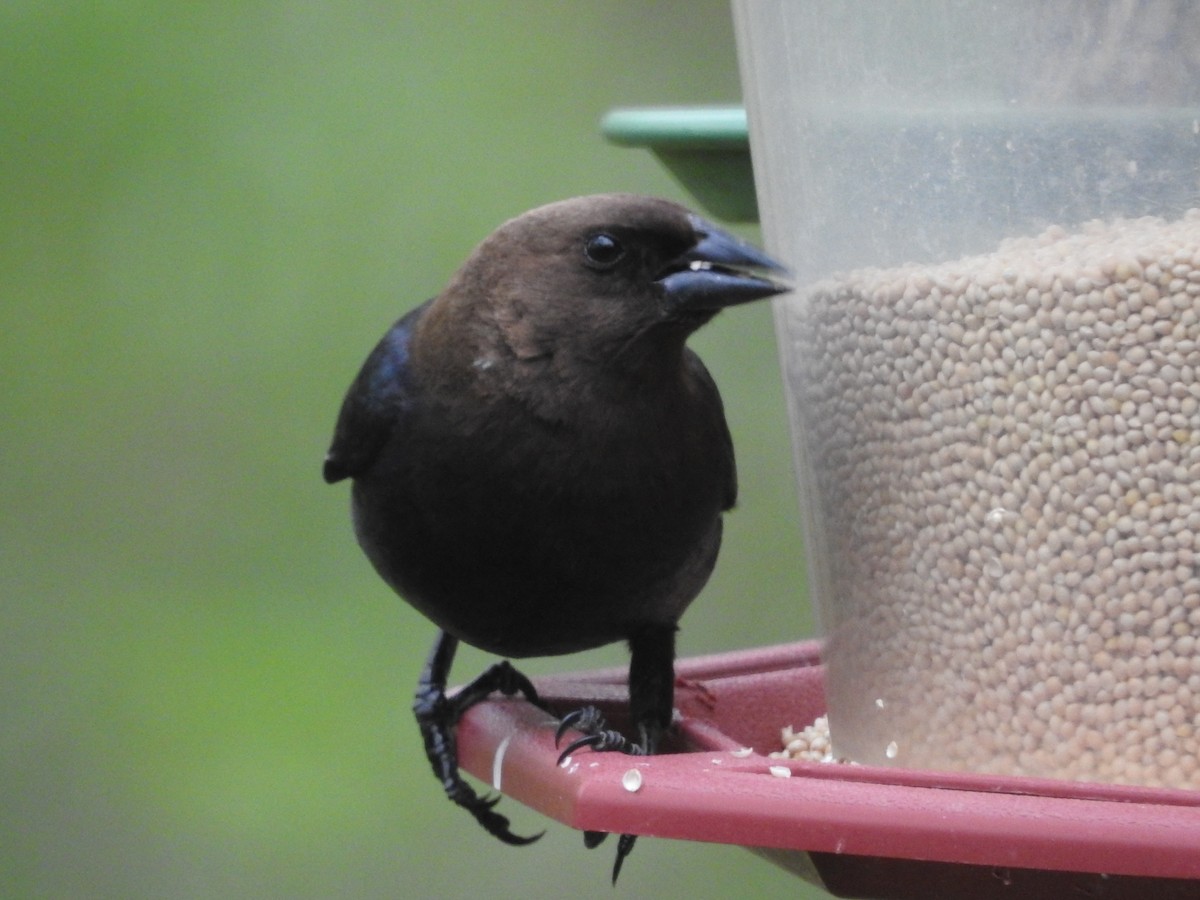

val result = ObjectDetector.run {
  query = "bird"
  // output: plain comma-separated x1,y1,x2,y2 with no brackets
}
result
323,193,790,881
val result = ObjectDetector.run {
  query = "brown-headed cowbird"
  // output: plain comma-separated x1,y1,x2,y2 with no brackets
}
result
323,194,789,881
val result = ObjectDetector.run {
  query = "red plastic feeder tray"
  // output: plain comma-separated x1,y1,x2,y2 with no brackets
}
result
455,640,1200,899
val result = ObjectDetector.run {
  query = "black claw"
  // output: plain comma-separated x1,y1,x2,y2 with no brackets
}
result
554,711,583,746
554,706,605,746
557,733,597,762
454,786,544,846
557,734,591,765
487,818,546,848
583,824,637,883
611,833,637,884
557,728,635,765
452,788,499,812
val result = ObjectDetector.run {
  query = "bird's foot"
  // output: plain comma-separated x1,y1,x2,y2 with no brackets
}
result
554,705,647,883
442,777,542,846
451,658,545,715
414,635,546,847
554,706,644,763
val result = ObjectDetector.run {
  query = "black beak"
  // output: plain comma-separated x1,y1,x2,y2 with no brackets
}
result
655,215,792,310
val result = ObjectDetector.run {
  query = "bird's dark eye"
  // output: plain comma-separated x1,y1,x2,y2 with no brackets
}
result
583,232,626,269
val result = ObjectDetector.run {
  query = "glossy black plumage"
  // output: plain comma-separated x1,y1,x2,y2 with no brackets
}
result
324,194,789,880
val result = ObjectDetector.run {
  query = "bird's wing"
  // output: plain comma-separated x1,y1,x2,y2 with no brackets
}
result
322,300,430,483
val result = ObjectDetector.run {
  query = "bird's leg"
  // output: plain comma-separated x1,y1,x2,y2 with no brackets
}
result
555,624,676,760
413,630,544,846
626,622,677,756
555,623,677,883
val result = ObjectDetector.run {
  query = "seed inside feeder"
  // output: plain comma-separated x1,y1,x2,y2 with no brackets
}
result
785,211,1200,789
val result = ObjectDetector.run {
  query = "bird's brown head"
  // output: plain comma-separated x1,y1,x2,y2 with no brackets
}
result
418,193,790,382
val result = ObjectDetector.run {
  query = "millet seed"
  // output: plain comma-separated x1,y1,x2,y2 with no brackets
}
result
785,211,1200,788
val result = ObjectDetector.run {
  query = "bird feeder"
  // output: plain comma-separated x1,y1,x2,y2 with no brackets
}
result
458,643,1200,898
457,2,1200,896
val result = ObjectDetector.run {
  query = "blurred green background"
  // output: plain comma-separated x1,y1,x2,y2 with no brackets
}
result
1,3,816,898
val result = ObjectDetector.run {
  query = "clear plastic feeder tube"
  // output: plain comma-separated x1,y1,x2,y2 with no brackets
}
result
735,1,1200,787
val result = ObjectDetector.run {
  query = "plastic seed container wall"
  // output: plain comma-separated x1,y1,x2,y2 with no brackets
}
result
733,1,1200,786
